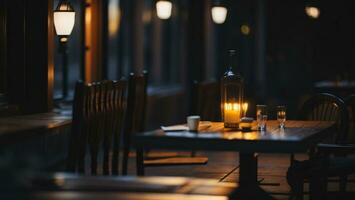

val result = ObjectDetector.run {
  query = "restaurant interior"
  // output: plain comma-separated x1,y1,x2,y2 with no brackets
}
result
1,0,355,199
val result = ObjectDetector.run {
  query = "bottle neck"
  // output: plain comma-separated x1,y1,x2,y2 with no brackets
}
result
227,53,237,72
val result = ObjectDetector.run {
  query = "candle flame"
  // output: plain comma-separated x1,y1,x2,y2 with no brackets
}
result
243,103,248,113
225,103,241,111
224,103,248,112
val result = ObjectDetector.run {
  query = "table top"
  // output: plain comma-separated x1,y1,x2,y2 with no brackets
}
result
32,192,228,200
135,121,335,153
0,112,71,144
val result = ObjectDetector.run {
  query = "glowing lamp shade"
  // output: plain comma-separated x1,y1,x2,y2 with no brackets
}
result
54,0,75,42
156,0,172,20
305,6,320,19
211,6,227,24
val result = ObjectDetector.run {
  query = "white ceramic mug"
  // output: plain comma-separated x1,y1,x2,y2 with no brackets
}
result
187,115,200,131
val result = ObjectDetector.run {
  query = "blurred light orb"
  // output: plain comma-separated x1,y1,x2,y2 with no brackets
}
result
241,25,250,35
305,6,320,19
156,0,172,19
211,6,227,24
108,0,121,37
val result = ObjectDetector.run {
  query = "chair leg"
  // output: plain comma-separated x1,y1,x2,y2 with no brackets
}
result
77,140,86,173
90,149,98,175
103,136,110,175
339,175,348,196
103,148,109,175
287,176,304,200
112,149,119,175
309,174,327,200
122,145,129,175
287,162,305,200
136,148,145,176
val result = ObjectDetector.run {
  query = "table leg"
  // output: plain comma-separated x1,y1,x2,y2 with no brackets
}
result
229,152,274,200
239,152,258,187
136,147,145,176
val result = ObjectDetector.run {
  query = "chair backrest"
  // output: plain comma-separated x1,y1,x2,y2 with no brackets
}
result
122,71,148,170
190,80,221,121
345,95,355,142
67,80,127,175
124,71,148,136
299,93,349,144
67,81,87,172
111,80,127,175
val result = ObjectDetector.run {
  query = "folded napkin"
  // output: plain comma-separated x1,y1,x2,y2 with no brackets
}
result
161,121,212,132
161,125,188,132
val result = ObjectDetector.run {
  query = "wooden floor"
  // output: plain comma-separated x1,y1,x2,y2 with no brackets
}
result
125,151,355,200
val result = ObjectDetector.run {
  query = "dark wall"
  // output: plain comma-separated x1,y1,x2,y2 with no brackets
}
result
312,1,355,81
0,0,6,98
5,0,54,114
266,0,312,116
264,0,355,117
267,0,355,83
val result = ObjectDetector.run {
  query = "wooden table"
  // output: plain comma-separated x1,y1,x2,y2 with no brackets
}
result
33,192,228,200
0,112,71,145
134,121,335,199
27,172,235,200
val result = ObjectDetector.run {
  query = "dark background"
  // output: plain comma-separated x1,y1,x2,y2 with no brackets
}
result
1,0,355,123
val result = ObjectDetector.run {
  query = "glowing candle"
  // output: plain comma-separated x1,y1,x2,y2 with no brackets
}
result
224,103,241,125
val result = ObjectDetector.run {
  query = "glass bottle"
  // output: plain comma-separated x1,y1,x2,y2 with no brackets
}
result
221,50,244,128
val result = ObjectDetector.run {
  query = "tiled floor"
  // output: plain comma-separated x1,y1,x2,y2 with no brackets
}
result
125,151,355,200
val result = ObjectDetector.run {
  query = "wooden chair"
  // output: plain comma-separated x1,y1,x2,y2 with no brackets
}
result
121,72,208,176
287,93,352,200
67,80,127,175
188,80,220,157
190,80,221,121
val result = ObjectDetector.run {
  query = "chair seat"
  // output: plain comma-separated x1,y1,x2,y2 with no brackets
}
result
288,157,355,179
327,157,355,176
144,156,208,166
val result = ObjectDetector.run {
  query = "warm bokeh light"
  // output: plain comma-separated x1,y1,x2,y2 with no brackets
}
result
305,6,320,19
108,0,121,37
85,0,92,82
53,174,66,187
143,10,152,24
211,6,227,24
241,25,250,35
60,37,68,43
156,0,172,20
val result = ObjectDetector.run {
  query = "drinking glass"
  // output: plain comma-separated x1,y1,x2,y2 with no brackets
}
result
256,105,267,130
277,106,286,128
